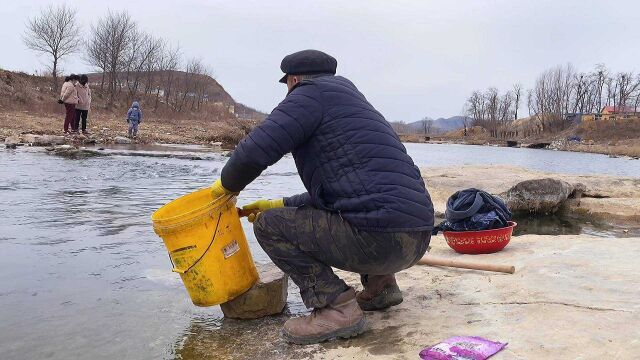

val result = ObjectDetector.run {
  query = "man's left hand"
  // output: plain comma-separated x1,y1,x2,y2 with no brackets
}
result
242,198,284,222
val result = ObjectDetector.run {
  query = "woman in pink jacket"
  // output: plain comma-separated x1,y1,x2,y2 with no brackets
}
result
74,74,91,134
59,74,79,133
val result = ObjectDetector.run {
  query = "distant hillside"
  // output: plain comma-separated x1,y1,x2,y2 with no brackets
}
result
404,116,467,133
0,68,265,121
86,70,234,104
86,70,265,120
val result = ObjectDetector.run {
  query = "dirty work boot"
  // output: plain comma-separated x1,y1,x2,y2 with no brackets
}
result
357,274,403,311
282,288,366,345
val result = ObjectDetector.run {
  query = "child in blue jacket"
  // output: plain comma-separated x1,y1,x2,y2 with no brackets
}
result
126,101,143,138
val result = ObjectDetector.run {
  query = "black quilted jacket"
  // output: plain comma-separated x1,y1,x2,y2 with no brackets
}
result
222,75,434,232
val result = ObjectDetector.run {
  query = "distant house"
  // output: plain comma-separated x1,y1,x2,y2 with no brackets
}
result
573,106,639,124
581,113,596,122
600,106,639,121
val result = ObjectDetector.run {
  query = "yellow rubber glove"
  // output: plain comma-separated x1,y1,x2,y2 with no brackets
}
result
210,179,237,199
242,198,285,223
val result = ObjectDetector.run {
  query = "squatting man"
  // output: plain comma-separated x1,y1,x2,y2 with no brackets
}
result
210,49,434,344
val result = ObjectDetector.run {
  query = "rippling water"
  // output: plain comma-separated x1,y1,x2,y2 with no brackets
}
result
0,144,637,359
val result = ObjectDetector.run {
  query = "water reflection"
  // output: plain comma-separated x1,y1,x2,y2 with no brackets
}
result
174,314,291,360
513,213,584,236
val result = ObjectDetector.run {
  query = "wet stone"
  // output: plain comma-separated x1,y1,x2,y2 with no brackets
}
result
114,136,132,144
220,263,288,320
47,145,106,159
23,134,66,146
500,178,577,214
4,136,20,145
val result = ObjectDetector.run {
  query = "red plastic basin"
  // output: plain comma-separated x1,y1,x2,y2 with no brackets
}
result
443,221,517,254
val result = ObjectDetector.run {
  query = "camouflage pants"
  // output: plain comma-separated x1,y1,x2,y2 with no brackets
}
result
253,206,431,309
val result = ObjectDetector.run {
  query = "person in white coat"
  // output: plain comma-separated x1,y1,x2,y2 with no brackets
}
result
74,74,92,134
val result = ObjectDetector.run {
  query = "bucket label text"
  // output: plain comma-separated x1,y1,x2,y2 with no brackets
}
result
222,240,240,259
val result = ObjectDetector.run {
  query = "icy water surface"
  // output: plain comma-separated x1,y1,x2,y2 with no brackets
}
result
0,143,637,359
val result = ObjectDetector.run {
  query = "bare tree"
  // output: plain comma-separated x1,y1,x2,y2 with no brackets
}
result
460,115,470,136
604,76,615,107
88,11,137,106
613,72,640,111
512,83,522,120
22,4,81,91
595,64,607,111
85,22,110,91
527,63,576,133
419,117,434,134
176,57,206,112
123,30,163,99
80,9,233,118
156,43,181,110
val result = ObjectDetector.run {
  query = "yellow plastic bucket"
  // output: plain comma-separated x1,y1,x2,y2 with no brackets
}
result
151,189,258,306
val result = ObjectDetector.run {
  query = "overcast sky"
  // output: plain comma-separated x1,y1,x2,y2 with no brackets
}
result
2,0,640,121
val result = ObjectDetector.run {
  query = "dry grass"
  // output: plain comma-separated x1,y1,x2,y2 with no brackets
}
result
0,110,253,146
562,140,640,158
0,69,262,146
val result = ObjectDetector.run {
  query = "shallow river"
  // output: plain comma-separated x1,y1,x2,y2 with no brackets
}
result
0,143,637,359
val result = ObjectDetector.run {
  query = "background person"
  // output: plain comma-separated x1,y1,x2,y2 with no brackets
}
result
59,74,79,134
74,74,91,134
126,101,143,138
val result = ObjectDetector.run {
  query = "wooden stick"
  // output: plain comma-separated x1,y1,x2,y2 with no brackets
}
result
416,256,515,274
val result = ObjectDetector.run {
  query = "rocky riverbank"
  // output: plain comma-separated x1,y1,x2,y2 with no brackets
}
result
399,134,640,159
175,235,640,359
177,165,640,359
0,111,251,148
422,165,640,224
327,234,640,359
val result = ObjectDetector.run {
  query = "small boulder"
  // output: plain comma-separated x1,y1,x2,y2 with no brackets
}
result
4,136,20,146
220,263,288,320
500,178,575,214
114,136,132,144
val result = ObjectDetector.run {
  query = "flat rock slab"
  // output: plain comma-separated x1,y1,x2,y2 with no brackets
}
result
220,263,288,320
45,145,106,159
316,235,640,359
22,134,66,146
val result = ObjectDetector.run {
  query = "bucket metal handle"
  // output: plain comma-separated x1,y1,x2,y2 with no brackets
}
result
169,211,223,274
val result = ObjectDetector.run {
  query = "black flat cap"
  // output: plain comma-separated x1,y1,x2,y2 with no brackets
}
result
279,49,337,83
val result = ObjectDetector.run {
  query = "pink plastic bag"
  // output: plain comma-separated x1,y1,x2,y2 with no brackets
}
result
419,336,507,360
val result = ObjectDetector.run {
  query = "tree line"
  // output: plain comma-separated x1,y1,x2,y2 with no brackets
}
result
23,4,224,114
465,64,640,137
